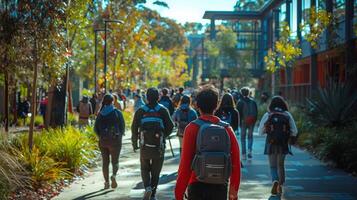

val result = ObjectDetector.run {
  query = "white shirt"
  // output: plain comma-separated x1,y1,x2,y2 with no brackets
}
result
258,111,298,136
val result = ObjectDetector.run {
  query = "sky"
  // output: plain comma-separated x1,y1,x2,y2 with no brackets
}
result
146,0,237,25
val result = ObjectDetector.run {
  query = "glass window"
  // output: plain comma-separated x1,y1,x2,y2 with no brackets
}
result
333,0,345,19
291,0,298,38
317,0,326,9
280,3,287,23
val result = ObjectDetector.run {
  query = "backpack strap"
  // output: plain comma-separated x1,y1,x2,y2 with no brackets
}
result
154,104,162,112
192,119,209,127
217,120,230,128
142,105,149,112
192,118,229,128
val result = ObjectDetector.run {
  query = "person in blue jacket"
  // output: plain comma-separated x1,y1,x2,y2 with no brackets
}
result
172,95,198,153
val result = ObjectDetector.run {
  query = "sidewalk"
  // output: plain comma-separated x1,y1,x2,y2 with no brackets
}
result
55,133,357,200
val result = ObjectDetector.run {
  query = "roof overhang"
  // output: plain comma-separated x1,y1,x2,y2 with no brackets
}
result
203,0,284,21
203,11,260,20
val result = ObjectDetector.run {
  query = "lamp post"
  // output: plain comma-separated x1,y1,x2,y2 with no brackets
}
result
94,28,105,95
103,19,123,93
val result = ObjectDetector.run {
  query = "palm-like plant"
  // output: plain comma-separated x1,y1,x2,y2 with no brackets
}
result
307,80,357,127
0,136,30,199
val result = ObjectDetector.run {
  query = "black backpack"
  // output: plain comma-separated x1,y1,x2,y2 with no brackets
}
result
177,108,189,137
97,110,122,139
219,110,232,125
264,111,291,146
191,119,232,184
139,105,165,156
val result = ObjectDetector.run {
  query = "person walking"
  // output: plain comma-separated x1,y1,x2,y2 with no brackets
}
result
78,96,93,128
94,94,125,189
258,96,297,195
131,87,174,200
173,87,184,108
172,95,198,153
133,94,145,112
159,88,175,115
237,87,258,160
113,94,123,111
215,93,240,134
175,86,241,200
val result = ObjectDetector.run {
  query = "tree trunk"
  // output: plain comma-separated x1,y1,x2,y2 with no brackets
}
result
4,70,9,133
29,38,38,151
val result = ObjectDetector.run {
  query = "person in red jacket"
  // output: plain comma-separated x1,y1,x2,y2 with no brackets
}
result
175,86,241,200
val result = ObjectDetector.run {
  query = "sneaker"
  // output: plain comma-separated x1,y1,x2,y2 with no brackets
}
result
277,184,283,194
150,197,157,200
248,152,252,159
111,175,117,189
271,181,279,195
143,186,152,200
242,154,247,160
104,182,110,189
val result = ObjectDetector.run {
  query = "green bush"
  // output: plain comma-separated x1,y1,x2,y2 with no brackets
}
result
38,127,97,172
307,81,357,127
0,138,30,199
67,113,78,126
122,111,133,130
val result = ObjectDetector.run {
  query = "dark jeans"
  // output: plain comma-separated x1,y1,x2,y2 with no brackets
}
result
241,122,255,155
140,156,164,197
99,137,122,182
188,182,228,200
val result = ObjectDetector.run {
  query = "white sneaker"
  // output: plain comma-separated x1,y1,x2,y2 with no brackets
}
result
242,154,247,160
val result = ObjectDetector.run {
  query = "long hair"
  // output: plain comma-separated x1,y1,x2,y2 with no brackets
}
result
218,93,235,110
268,96,289,112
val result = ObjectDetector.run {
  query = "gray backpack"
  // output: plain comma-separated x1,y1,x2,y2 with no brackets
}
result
191,119,232,184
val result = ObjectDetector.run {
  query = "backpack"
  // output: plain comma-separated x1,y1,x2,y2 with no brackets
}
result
264,111,291,146
219,110,232,125
159,98,171,111
191,119,232,184
177,109,189,137
97,110,122,139
173,93,183,107
242,98,257,125
139,105,165,155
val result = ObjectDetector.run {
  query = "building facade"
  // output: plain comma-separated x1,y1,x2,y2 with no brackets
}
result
204,0,357,103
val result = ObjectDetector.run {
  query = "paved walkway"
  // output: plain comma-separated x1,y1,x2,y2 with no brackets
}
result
55,133,357,200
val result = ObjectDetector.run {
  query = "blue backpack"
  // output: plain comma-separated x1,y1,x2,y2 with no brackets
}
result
159,99,171,111
140,105,165,154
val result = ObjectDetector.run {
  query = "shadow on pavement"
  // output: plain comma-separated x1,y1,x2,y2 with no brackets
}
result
268,195,281,200
72,189,115,200
133,172,178,189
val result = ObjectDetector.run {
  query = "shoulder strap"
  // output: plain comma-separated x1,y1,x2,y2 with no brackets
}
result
217,120,230,128
142,105,149,112
154,104,161,112
192,119,209,127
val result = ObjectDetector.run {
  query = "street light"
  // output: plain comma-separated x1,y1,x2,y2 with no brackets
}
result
104,19,123,93
94,28,105,95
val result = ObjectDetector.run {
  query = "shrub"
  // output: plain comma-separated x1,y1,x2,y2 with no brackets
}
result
38,127,97,173
67,113,78,126
307,81,357,127
0,139,30,199
15,146,71,188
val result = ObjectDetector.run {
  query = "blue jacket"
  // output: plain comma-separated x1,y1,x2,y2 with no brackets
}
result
172,104,198,124
94,105,125,137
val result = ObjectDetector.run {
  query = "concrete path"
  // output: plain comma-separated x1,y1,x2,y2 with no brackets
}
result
55,133,357,200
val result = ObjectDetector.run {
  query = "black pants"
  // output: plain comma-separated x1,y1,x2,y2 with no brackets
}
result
99,137,122,182
140,156,164,197
188,182,228,200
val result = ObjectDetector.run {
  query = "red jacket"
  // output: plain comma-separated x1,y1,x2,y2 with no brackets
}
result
175,115,241,200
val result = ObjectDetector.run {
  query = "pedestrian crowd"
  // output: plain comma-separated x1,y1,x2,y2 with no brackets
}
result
89,85,297,200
